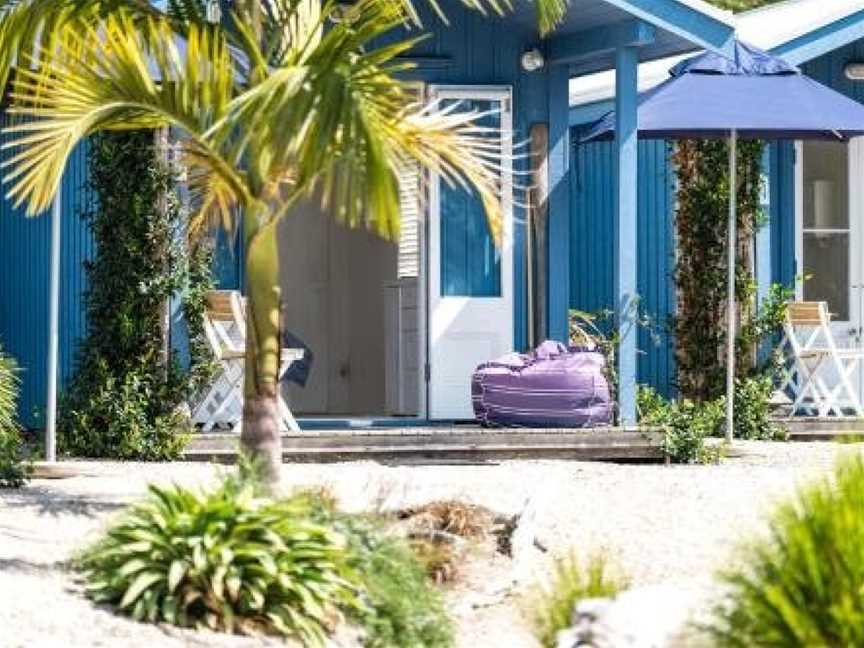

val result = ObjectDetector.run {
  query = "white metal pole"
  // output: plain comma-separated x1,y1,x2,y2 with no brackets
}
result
45,188,62,462
725,130,737,444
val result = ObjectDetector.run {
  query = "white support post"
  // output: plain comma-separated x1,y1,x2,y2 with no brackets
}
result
45,188,62,463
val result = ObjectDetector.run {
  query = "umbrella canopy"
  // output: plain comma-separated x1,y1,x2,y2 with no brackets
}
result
582,41,864,141
580,41,864,443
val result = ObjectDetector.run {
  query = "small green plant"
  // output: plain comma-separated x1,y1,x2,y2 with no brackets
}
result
730,375,784,441
60,359,190,460
77,476,359,645
309,496,455,647
569,306,661,418
638,386,724,464
78,468,454,647
707,454,864,647
0,348,29,488
527,551,630,648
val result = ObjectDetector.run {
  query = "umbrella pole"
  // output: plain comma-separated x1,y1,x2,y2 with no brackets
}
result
725,130,737,444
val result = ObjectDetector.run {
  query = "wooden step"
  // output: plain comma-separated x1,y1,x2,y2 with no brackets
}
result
185,427,666,463
774,417,864,441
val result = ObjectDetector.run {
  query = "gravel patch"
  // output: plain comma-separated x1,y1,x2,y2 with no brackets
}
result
1,441,858,647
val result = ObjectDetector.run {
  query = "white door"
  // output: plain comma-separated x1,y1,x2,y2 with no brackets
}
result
428,86,514,420
796,138,864,406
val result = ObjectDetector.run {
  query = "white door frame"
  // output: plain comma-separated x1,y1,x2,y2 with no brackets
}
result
425,84,514,420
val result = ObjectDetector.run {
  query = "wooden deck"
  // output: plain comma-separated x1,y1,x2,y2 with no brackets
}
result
185,427,666,464
775,417,864,442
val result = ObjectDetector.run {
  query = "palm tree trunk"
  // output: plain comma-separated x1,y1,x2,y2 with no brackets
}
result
240,221,283,485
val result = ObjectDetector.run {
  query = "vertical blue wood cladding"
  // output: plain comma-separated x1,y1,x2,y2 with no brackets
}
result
439,100,502,297
0,119,93,427
769,141,796,288
570,138,676,396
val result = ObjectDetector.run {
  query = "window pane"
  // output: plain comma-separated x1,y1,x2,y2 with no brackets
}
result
440,98,501,297
803,141,848,229
803,232,849,320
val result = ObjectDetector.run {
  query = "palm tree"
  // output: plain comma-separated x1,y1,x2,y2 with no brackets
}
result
0,0,562,483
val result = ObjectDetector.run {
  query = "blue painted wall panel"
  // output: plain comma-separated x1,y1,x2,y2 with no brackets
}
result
570,138,676,395
0,123,94,427
769,141,796,288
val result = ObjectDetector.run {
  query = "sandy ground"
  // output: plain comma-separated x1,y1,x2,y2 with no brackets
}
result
1,441,858,648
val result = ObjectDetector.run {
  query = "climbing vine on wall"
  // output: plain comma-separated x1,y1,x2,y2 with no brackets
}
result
58,131,216,459
672,139,766,402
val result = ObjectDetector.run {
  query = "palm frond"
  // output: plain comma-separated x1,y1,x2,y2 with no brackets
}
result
2,10,244,215
219,0,502,242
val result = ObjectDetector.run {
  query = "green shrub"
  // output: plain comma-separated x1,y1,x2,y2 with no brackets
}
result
78,472,455,647
0,349,28,488
60,359,190,460
730,375,784,441
638,386,723,464
639,374,783,462
77,476,359,645
528,552,629,648
707,454,864,646
59,131,216,460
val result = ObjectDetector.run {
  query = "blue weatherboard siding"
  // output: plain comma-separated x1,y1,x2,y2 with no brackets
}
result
570,138,676,396
769,141,796,289
0,123,94,427
440,99,502,298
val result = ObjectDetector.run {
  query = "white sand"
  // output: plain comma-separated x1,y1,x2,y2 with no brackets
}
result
0,441,856,647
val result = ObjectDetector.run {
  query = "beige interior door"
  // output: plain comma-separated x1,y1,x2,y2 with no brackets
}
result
278,202,397,415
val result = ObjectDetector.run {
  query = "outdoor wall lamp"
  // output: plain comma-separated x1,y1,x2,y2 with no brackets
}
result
844,62,864,80
521,48,545,72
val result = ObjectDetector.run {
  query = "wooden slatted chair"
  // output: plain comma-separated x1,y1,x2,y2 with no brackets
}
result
192,290,302,432
778,301,864,417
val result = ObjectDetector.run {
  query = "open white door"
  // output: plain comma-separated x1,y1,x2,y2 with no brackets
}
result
428,86,514,420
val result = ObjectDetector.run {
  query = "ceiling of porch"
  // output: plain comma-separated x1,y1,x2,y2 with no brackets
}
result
508,0,736,77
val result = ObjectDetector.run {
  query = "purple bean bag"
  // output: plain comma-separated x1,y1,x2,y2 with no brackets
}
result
471,341,613,428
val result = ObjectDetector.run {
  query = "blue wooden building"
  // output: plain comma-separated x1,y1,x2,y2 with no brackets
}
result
0,0,742,427
569,0,864,399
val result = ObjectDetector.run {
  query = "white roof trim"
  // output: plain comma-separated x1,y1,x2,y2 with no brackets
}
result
672,0,736,26
570,0,864,110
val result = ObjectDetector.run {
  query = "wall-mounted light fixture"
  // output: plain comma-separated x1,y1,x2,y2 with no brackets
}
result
845,62,864,80
521,48,545,73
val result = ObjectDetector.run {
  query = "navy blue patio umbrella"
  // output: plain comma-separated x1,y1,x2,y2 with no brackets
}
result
582,41,864,442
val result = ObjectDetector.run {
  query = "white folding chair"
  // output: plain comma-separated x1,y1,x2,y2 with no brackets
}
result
191,290,302,432
778,301,864,417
